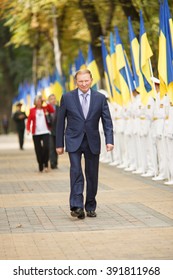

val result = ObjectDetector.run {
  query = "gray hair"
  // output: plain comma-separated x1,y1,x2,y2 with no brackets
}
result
34,95,42,106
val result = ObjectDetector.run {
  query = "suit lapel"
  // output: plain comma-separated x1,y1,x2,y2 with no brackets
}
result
72,89,84,118
72,88,96,119
86,89,95,119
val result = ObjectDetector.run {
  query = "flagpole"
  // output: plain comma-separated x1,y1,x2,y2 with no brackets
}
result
124,61,133,103
149,58,159,178
149,58,157,97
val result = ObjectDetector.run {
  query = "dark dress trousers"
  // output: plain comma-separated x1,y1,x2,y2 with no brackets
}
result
49,105,59,168
56,88,113,211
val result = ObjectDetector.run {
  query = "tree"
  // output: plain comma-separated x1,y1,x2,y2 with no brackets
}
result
0,20,32,122
0,0,172,121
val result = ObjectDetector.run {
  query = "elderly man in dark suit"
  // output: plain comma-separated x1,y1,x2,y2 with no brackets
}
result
56,69,114,219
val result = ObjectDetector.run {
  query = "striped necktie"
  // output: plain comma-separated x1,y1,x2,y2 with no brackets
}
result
81,94,89,118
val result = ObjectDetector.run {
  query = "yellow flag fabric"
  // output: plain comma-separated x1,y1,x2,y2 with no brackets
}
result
139,11,154,105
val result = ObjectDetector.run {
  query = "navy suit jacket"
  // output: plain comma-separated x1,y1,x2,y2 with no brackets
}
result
50,105,59,136
56,88,113,154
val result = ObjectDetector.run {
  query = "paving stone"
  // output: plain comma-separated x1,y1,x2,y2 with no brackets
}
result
0,134,173,260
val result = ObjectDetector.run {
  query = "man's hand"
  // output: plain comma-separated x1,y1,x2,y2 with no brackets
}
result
56,147,64,155
106,144,114,152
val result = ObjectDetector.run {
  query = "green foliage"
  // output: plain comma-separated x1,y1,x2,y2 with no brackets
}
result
0,0,173,87
10,46,33,87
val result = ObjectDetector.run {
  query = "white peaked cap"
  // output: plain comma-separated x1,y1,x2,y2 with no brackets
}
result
98,89,109,98
151,77,160,84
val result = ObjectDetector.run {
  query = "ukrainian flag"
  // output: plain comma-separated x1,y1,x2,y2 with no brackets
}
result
75,50,86,71
50,68,64,104
101,36,113,99
114,27,131,105
24,82,32,115
124,50,135,93
39,76,51,100
110,32,123,106
128,17,140,91
29,84,36,107
165,0,173,48
69,64,76,91
139,10,154,104
87,44,100,88
109,32,122,106
158,0,173,102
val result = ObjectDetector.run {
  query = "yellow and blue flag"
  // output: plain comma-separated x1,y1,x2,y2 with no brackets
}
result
139,10,154,104
38,76,51,100
87,44,100,88
29,84,36,107
101,36,114,99
68,64,76,91
158,0,173,101
50,68,64,104
114,27,132,105
128,17,140,91
109,32,122,106
75,50,86,71
165,0,173,47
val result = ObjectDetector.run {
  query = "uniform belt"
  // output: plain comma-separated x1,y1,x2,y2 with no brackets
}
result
115,117,121,120
153,117,158,121
165,116,169,120
140,117,146,120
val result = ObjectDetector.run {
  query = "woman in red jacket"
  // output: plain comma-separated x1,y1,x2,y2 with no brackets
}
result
27,95,55,172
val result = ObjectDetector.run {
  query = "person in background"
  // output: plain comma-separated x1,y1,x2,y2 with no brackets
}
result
1,114,9,134
48,94,59,169
26,95,55,172
139,95,155,178
163,94,173,185
151,78,168,181
12,103,27,150
56,69,114,219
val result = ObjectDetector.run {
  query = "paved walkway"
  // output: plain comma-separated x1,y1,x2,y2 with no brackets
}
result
0,133,173,260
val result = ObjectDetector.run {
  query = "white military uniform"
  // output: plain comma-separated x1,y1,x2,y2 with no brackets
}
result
109,102,121,166
140,96,156,177
163,95,173,185
116,105,128,168
123,101,136,171
131,93,143,174
152,92,168,180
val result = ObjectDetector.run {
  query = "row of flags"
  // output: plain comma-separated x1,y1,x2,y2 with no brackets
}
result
101,0,173,105
12,69,64,115
69,0,173,106
12,0,173,114
101,10,159,106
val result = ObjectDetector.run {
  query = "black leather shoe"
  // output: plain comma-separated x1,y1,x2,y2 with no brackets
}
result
71,208,85,219
87,210,97,217
51,165,58,169
39,164,43,172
